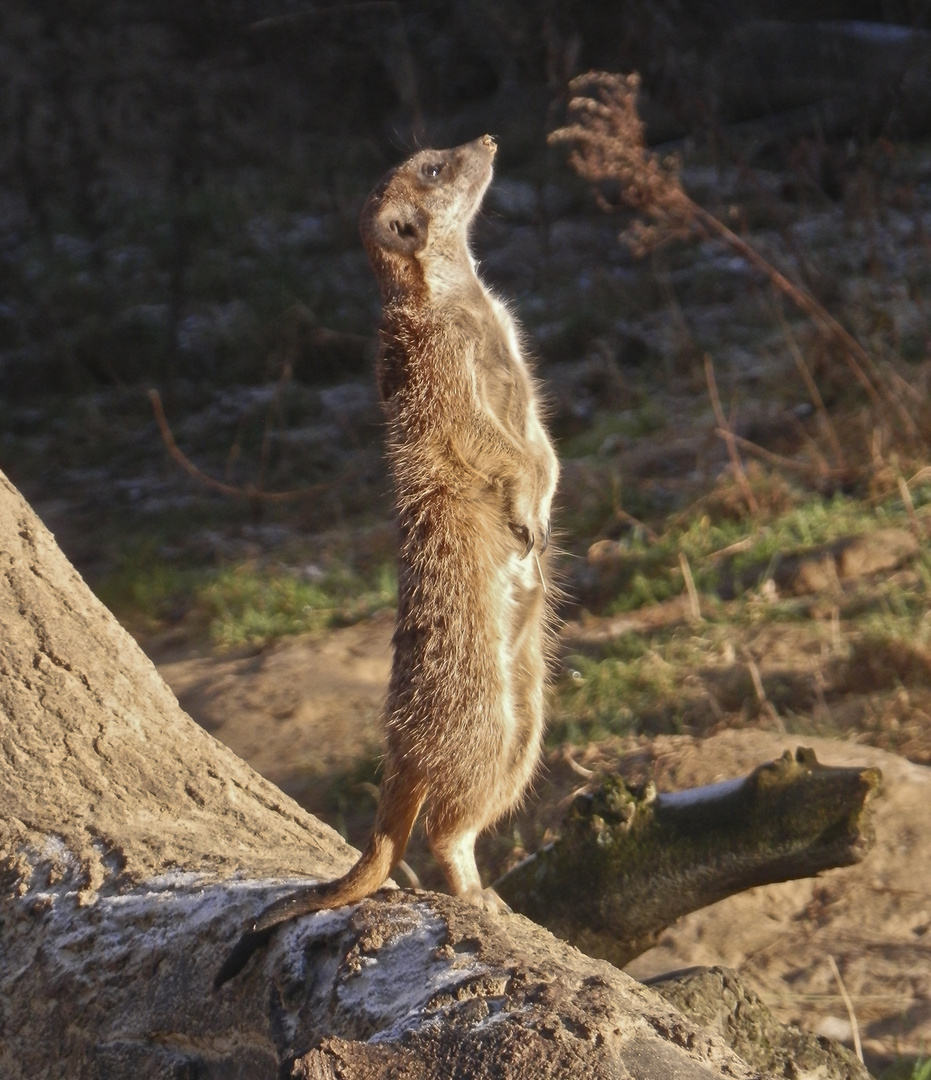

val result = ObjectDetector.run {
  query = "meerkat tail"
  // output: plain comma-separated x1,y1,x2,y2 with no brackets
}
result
214,770,426,988
213,846,396,989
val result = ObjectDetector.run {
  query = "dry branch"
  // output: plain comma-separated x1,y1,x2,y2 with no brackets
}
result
147,388,330,502
703,354,759,514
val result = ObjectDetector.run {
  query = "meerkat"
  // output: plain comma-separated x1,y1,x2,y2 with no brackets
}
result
216,135,558,986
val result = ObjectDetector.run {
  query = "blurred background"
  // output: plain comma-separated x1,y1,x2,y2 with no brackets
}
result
3,0,931,566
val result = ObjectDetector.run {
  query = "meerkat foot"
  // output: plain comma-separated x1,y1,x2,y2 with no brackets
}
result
459,884,512,914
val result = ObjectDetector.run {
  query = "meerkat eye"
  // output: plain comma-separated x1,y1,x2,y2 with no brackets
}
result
421,162,445,180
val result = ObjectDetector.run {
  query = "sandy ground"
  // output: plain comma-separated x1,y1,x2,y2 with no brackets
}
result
157,616,931,1072
625,730,931,1069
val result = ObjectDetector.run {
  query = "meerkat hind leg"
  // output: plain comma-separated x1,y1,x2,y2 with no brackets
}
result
427,821,512,914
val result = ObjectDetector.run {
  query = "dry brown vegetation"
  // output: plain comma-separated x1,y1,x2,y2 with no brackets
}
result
550,71,931,481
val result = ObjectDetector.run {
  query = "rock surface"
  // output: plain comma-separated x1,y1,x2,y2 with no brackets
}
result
0,468,784,1078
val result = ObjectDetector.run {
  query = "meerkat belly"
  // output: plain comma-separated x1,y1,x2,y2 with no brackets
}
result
388,490,544,791
489,550,547,812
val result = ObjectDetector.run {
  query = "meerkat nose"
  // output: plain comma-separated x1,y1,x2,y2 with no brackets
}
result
481,134,497,155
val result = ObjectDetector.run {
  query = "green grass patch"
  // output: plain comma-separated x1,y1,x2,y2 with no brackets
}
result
558,403,667,458
551,631,712,743
98,547,397,648
204,562,396,647
591,484,931,617
880,1057,931,1080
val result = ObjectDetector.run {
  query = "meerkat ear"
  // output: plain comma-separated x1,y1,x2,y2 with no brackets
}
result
376,205,428,255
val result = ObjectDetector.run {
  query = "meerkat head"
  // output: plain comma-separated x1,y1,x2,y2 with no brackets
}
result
361,135,497,300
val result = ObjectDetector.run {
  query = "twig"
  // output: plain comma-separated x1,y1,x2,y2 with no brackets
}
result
720,429,843,478
742,648,787,735
562,747,595,780
907,465,931,487
147,389,330,503
704,355,759,514
614,508,660,543
705,535,759,561
395,860,421,890
887,365,926,404
827,954,864,1064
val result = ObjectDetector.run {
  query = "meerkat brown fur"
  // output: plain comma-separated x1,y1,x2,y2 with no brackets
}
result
216,136,558,985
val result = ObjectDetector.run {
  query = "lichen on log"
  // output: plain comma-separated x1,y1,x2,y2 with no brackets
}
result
496,747,880,968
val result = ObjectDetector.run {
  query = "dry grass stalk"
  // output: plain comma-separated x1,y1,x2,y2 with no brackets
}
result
547,72,697,255
703,354,759,515
741,648,788,735
726,430,841,478
827,954,864,1064
775,300,847,470
898,475,926,538
678,551,703,623
787,411,835,479
549,71,919,446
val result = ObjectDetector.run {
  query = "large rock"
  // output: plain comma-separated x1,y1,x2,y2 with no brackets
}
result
0,466,777,1078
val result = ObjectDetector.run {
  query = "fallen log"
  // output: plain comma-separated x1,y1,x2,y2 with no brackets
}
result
496,748,880,968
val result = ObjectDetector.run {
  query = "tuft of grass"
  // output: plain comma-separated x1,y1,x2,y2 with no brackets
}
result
589,480,931,617
880,1057,931,1080
203,562,396,648
98,547,397,648
552,630,714,743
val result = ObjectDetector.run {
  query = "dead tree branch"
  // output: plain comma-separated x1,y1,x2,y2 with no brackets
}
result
147,388,332,503
496,747,880,968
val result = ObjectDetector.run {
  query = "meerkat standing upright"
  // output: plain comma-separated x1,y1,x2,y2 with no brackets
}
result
217,136,558,984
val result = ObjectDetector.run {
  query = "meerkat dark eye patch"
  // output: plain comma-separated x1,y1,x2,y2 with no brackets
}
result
390,219,419,238
421,162,445,180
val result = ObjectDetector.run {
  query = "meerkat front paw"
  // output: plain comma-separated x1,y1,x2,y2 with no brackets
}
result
539,518,551,552
508,518,550,557
509,520,534,556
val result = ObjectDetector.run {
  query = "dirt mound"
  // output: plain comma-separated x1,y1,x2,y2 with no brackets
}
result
156,611,393,804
